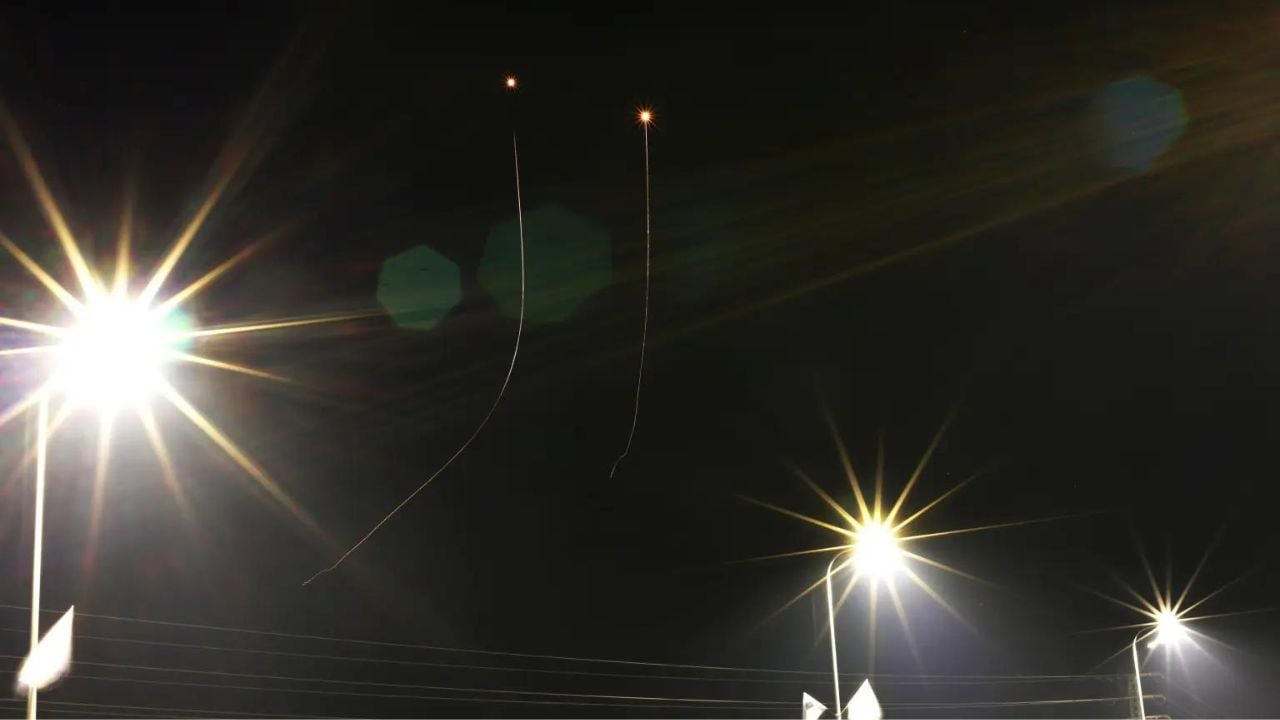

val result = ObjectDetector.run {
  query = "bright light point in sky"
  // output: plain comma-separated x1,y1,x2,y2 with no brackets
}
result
853,521,903,579
639,109,652,124
51,296,175,411
1150,609,1188,648
505,76,517,89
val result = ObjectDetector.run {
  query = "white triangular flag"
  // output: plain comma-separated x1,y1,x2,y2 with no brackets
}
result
802,691,828,720
18,606,74,693
845,679,882,720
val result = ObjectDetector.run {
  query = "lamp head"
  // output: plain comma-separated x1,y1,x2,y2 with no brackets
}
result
52,296,174,412
853,521,904,579
1149,609,1188,648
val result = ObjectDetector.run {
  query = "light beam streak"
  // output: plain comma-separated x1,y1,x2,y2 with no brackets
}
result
0,318,68,338
899,513,1085,542
0,346,57,358
158,382,324,541
168,351,292,384
885,408,955,525
785,460,862,530
0,388,49,433
112,179,135,296
892,469,983,532
818,391,871,520
156,239,267,315
138,138,251,305
739,496,857,538
82,415,115,579
0,103,99,300
886,580,924,669
737,545,857,563
0,234,85,314
174,311,383,340
137,404,193,522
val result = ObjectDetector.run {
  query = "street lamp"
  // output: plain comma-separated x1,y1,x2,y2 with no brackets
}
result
0,100,364,718
825,521,905,719
1149,609,1188,649
18,293,179,719
1131,610,1187,720
1089,539,1250,720
50,295,175,412
747,410,1035,718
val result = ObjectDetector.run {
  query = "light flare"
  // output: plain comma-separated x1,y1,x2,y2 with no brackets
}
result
0,104,372,558
1086,535,1272,680
745,407,1050,664
1150,610,1187,648
852,521,904,579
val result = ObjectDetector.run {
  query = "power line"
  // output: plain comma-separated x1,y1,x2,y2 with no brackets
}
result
0,650,1160,717
64,673,783,713
0,700,175,719
0,652,790,708
0,624,1149,688
0,697,311,719
0,605,1158,683
0,604,836,676
884,694,1163,709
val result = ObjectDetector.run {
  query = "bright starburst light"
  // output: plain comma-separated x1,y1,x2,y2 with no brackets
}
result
50,295,177,412
1087,536,1260,663
1150,609,1187,649
744,404,1055,664
0,101,373,545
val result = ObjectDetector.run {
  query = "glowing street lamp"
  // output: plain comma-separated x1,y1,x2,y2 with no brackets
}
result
1131,611,1186,719
0,95,367,718
824,522,904,718
1131,609,1188,720
1148,609,1188,649
49,296,179,412
746,408,1043,718
1089,538,1257,720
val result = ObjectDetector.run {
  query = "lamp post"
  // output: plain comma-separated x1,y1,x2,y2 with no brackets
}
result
1130,631,1146,720
27,397,48,720
823,521,904,719
1132,610,1187,719
825,550,853,719
16,294,185,719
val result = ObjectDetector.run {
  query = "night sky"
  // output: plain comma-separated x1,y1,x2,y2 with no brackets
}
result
1,1,1279,718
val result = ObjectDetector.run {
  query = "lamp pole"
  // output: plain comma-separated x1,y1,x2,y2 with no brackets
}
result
27,396,48,720
825,550,853,720
1131,631,1146,720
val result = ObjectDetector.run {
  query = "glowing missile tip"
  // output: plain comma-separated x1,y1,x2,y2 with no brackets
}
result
505,76,517,89
639,109,653,124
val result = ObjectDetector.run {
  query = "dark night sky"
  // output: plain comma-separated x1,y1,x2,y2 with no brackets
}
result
0,1,1279,717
